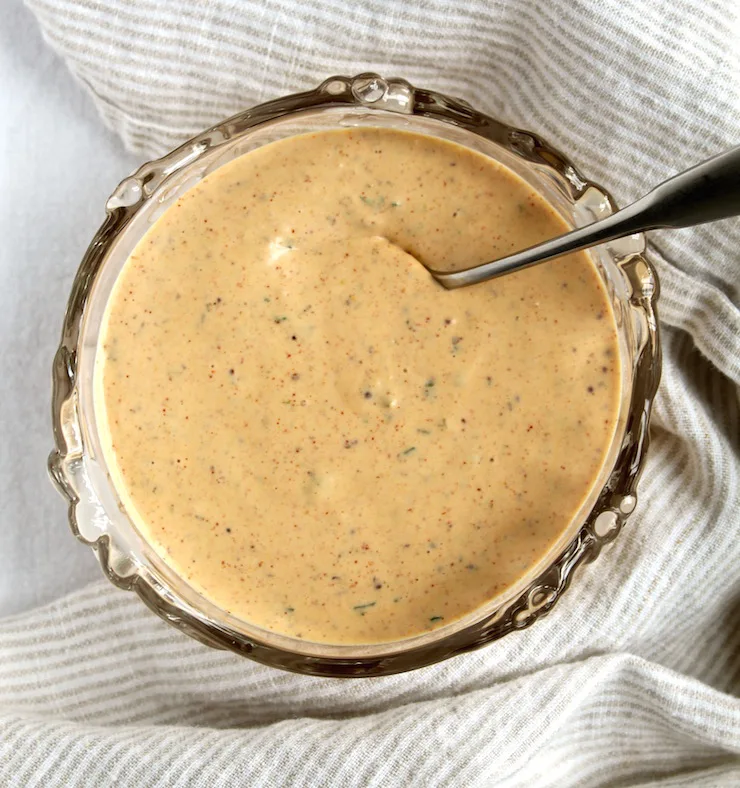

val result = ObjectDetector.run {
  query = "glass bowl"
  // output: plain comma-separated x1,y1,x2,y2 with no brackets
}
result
49,74,661,677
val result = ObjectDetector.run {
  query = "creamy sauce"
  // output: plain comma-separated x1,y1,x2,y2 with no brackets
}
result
96,128,621,645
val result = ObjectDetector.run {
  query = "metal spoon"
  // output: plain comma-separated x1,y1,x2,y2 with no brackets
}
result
431,146,740,290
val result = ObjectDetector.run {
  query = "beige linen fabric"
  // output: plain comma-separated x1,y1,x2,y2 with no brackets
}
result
4,0,739,785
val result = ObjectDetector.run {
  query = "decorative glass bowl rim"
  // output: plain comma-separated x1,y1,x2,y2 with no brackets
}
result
49,73,661,677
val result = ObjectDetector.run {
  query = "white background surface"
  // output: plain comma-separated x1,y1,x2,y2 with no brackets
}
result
0,0,138,614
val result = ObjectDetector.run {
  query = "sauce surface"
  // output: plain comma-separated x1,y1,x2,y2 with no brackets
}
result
96,128,621,644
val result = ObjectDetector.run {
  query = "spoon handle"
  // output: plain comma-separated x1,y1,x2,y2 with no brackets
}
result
638,145,740,228
434,145,740,289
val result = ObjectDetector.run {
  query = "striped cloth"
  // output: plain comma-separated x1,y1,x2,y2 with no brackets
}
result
9,0,740,785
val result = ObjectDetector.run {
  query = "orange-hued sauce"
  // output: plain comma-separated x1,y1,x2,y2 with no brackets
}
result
96,128,621,644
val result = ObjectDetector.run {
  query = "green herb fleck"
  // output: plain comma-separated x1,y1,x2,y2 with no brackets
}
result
353,601,376,616
359,194,386,209
416,428,431,435
430,616,444,623
274,316,287,323
285,607,295,614
400,446,417,456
